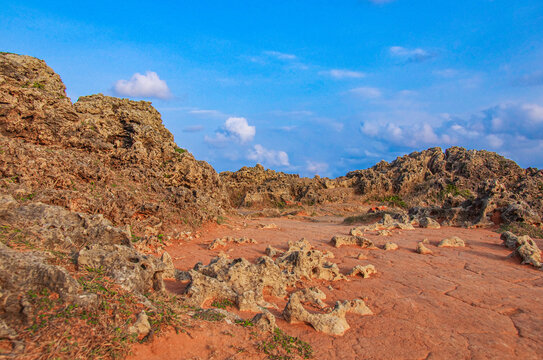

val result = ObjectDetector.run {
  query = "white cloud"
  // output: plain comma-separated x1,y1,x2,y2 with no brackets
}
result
306,161,329,175
248,145,290,167
113,71,171,99
263,50,297,60
321,69,366,79
389,46,435,63
205,117,256,146
350,87,382,99
225,117,256,143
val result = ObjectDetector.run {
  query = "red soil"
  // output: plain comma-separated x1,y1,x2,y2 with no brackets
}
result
129,215,543,360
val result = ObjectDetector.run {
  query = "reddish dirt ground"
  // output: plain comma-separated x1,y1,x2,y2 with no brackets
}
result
129,214,543,360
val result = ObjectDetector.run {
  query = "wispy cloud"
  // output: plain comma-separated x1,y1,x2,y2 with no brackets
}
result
263,50,297,60
182,125,204,133
113,71,172,99
368,0,396,4
389,46,436,63
512,71,543,87
320,69,366,79
349,86,382,99
248,144,290,167
305,161,329,175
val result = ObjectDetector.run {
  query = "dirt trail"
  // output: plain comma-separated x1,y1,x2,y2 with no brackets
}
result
129,215,543,360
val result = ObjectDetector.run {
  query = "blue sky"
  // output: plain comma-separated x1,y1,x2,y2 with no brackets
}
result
2,0,543,177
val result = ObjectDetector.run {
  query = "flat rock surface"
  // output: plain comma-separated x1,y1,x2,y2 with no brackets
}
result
129,216,543,360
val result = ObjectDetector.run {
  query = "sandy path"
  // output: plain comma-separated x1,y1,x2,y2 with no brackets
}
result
129,216,543,360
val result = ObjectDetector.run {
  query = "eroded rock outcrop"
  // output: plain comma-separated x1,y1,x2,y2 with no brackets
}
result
500,231,542,268
348,264,377,278
437,236,466,248
351,214,415,235
330,235,375,249
208,236,257,250
282,288,372,335
77,244,167,293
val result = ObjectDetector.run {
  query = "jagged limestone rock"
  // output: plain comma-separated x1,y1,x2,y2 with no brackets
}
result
161,251,176,278
282,289,372,335
77,244,166,293
127,311,151,337
265,245,281,257
183,255,289,312
383,242,399,251
251,311,276,333
208,236,257,250
0,195,130,250
348,264,377,278
350,214,415,235
437,236,465,248
500,231,542,268
416,242,433,255
419,217,441,229
330,235,376,249
276,239,345,281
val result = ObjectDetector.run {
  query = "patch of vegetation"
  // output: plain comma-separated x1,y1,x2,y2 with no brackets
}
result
192,308,226,322
235,319,254,327
0,225,33,249
174,147,187,154
497,222,543,239
378,195,407,208
438,183,474,200
31,81,45,89
216,215,226,225
258,327,313,359
211,299,234,309
17,267,186,359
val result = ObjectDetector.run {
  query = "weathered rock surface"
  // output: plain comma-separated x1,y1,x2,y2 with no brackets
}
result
500,231,542,268
383,242,399,251
77,244,166,293
0,242,94,325
351,214,415,234
416,242,433,255
208,236,257,250
251,311,277,333
276,239,345,281
348,264,377,278
437,236,466,248
0,53,229,239
128,311,151,337
331,235,375,249
282,288,372,335
419,217,441,229
0,195,130,250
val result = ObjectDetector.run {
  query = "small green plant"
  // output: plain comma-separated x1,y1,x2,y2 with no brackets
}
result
378,195,407,208
211,299,234,309
174,147,186,154
235,319,254,327
438,183,474,200
32,81,45,89
216,215,226,225
192,309,226,322
258,327,313,359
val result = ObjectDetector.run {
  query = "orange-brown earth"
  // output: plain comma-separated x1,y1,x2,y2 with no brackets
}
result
129,214,543,360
